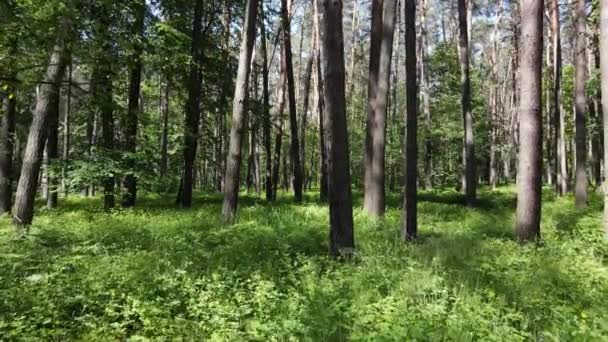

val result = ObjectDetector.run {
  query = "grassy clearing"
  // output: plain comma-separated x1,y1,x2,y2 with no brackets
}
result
1,187,607,340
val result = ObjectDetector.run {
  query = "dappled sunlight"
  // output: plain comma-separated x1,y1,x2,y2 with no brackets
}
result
1,188,607,339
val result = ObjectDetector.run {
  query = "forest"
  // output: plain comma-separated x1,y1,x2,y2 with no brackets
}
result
1,0,608,339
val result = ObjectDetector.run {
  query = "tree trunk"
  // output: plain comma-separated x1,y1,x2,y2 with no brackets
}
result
421,0,432,190
61,63,72,198
550,0,567,195
272,69,286,201
515,0,543,242
300,44,314,189
123,0,146,208
403,0,417,240
0,83,16,214
364,0,384,215
281,0,303,203
574,0,588,208
222,0,259,222
600,0,608,237
13,21,70,227
181,0,204,208
458,0,476,206
261,3,273,201
160,79,169,177
317,0,355,257
45,78,60,209
314,5,328,202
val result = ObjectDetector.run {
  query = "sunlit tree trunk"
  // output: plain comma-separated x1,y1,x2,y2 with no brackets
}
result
515,0,543,242
314,3,328,202
222,0,259,222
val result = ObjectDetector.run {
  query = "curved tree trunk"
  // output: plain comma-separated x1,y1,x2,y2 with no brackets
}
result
317,0,355,257
13,20,70,227
222,0,259,222
515,0,543,242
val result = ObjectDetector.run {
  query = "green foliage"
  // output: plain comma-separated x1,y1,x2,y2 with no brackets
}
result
1,188,607,340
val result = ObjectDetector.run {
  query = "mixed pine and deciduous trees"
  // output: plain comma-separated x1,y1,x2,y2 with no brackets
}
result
3,0,607,249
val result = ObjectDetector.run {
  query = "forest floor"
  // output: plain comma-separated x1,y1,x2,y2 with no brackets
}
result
1,187,607,340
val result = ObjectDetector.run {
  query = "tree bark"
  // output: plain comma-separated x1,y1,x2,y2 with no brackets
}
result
421,0,432,190
364,0,384,215
550,0,567,195
281,0,303,203
180,0,204,208
45,78,60,209
515,0,543,242
314,5,328,202
0,83,16,214
458,0,476,206
600,0,608,237
222,0,259,222
574,0,588,208
300,43,314,189
261,3,273,201
13,20,70,227
402,0,417,240
318,0,355,257
123,0,146,208
160,79,169,177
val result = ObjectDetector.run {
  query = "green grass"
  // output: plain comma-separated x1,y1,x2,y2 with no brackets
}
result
1,187,607,341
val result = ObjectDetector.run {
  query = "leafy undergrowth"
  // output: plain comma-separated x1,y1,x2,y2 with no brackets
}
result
1,188,607,341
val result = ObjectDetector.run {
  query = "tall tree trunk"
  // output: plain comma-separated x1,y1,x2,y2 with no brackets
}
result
100,67,115,210
61,63,72,198
222,0,259,222
364,0,384,215
489,2,503,190
403,0,417,240
318,0,355,257
574,0,588,208
551,0,567,195
314,5,328,202
300,44,314,189
515,0,543,242
272,69,286,201
181,0,204,208
45,78,60,209
160,79,169,177
123,0,146,208
458,0,476,206
0,81,16,214
600,0,608,237
13,21,70,227
281,0,303,202
421,0,432,190
261,3,273,201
